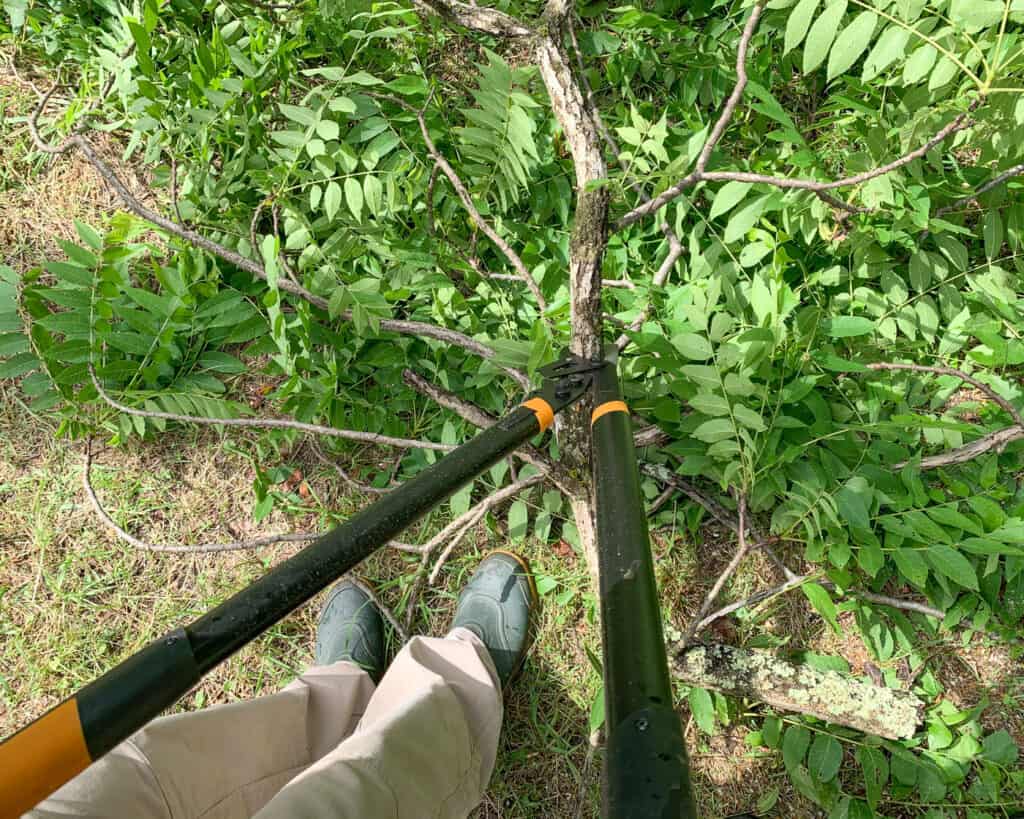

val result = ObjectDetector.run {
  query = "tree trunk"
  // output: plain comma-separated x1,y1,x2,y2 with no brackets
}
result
535,16,609,578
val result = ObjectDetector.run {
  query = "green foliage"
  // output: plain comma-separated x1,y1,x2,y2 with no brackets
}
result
3,0,1024,813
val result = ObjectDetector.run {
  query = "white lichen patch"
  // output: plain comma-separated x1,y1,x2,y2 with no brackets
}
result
676,643,922,740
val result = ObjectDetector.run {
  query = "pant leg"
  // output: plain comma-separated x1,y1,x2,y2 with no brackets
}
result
29,662,375,819
255,627,503,819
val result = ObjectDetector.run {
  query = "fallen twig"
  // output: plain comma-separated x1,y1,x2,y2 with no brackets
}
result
681,495,756,645
404,473,546,629
310,441,392,495
693,572,946,634
640,463,796,580
647,485,676,517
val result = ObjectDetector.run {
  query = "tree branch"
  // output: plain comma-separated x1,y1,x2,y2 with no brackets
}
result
867,361,1024,427
372,93,550,319
693,3,764,176
410,0,531,37
867,361,1024,468
934,162,1024,218
309,441,393,495
693,574,944,634
90,365,453,451
614,3,975,230
401,368,585,496
899,426,1024,470
30,87,529,390
84,441,317,553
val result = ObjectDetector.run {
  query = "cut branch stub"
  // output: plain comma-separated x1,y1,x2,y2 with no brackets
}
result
675,643,923,740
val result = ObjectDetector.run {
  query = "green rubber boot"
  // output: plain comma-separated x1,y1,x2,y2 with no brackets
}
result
452,551,537,688
315,580,386,681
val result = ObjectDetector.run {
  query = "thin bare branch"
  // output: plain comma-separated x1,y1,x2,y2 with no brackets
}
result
816,190,870,217
372,93,549,319
614,3,975,231
682,495,755,645
935,162,1024,218
694,3,764,175
856,590,944,620
694,573,811,632
347,576,410,644
425,164,439,237
30,87,529,389
428,507,489,585
402,368,496,429
900,426,1024,470
243,0,307,11
641,463,737,529
90,365,453,451
404,474,546,628
169,155,184,225
640,463,796,580
621,111,973,228
84,441,316,553
489,273,633,289
867,361,1024,427
647,485,676,517
694,574,946,633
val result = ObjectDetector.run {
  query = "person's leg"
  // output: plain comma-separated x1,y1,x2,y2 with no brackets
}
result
29,581,385,819
256,552,536,819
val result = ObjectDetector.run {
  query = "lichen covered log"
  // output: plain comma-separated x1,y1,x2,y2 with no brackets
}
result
675,643,922,740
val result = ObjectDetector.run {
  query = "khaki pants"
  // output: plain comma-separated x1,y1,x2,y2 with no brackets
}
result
31,628,502,819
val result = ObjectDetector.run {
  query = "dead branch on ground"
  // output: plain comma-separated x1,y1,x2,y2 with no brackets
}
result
676,643,923,739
